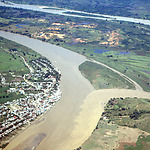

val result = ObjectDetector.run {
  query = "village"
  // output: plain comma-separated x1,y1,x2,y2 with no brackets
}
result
0,56,62,140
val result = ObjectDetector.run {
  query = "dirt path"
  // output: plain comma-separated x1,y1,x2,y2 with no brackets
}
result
20,55,34,73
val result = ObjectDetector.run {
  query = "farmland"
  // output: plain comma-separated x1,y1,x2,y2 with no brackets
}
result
79,61,135,90
79,51,150,91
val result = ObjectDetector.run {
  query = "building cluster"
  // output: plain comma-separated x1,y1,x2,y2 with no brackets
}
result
0,57,61,139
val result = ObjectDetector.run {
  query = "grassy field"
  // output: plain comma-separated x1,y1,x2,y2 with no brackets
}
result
124,135,150,150
79,61,135,89
85,51,150,92
104,97,150,133
78,49,150,91
0,50,27,73
0,86,25,104
81,120,119,150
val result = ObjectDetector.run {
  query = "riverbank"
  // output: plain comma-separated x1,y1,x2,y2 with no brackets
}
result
80,92,150,150
0,36,62,148
71,89,150,149
5,88,150,150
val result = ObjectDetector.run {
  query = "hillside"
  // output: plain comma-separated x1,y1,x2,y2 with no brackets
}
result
6,0,150,19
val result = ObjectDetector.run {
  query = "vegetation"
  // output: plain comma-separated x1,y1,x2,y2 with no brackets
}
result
0,86,25,104
104,97,150,133
81,119,119,150
0,36,41,104
87,51,150,92
6,0,150,19
81,97,150,150
79,61,135,89
124,135,150,150
0,6,150,91
1,6,150,53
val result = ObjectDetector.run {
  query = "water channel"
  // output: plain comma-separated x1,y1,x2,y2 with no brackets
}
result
0,1,150,25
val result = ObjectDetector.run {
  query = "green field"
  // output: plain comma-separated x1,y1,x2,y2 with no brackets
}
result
78,49,150,91
0,86,25,104
0,36,41,104
0,50,28,73
79,61,135,89
124,135,150,150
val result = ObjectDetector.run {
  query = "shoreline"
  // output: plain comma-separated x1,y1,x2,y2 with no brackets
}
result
72,89,150,149
0,31,95,150
4,89,150,150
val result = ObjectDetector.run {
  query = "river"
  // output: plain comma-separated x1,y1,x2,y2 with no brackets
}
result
0,1,150,25
1,31,150,150
0,2,150,149
0,31,95,150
